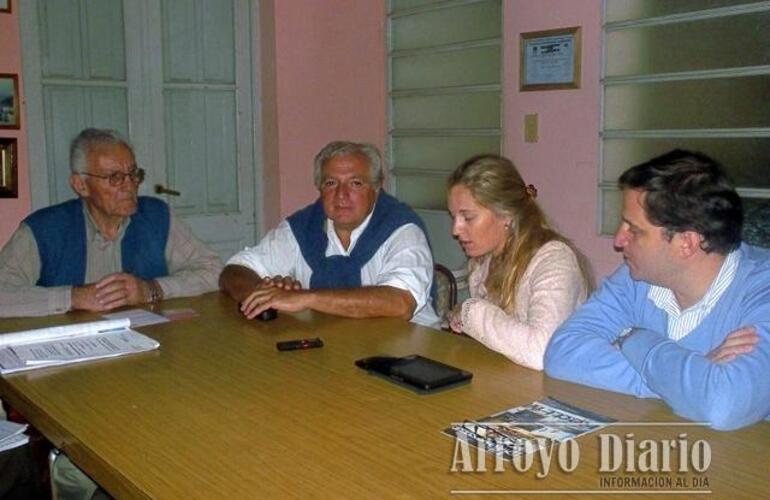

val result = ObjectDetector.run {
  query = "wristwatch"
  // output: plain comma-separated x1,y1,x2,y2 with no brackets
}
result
613,327,639,350
144,279,164,305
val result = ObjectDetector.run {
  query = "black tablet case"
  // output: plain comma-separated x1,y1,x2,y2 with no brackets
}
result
355,354,473,393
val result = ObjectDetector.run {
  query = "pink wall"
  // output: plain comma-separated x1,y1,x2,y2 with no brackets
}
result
2,1,619,278
266,0,620,277
0,0,388,242
0,6,30,247
504,0,620,278
265,0,619,277
270,0,387,221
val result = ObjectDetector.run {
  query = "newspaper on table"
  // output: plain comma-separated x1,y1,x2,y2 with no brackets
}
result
443,397,615,458
0,318,159,375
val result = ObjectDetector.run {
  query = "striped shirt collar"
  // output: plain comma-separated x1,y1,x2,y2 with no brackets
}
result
648,249,740,341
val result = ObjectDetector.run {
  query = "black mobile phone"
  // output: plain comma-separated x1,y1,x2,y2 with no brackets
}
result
257,308,278,321
355,354,472,393
238,302,278,321
276,338,323,351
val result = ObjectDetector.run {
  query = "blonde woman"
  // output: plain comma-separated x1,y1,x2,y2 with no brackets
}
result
447,154,592,370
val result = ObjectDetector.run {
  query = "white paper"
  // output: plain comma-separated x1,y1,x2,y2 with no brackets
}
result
0,318,130,347
0,420,29,452
523,34,576,85
10,330,157,363
0,420,27,439
103,308,170,327
0,319,159,375
0,432,30,452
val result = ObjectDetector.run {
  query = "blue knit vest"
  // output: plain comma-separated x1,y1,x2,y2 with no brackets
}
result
287,191,433,293
24,197,170,286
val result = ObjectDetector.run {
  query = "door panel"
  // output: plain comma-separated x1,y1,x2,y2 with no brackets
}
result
202,0,236,82
155,0,255,262
203,92,238,212
39,0,84,78
84,0,126,80
163,90,239,213
43,87,86,203
23,0,258,264
165,89,207,213
90,88,129,132
162,0,201,82
43,86,129,204
37,0,129,205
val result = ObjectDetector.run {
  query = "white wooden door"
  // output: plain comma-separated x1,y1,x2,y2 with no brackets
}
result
20,0,260,262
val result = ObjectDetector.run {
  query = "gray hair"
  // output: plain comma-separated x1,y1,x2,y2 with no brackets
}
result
312,141,383,188
69,128,134,173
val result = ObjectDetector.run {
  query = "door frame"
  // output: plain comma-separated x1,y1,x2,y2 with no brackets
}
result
18,0,265,245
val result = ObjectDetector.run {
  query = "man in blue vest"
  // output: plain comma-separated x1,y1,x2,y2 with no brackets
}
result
220,141,439,327
0,128,222,317
0,128,223,497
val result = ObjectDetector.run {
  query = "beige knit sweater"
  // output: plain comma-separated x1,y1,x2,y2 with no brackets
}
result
461,240,588,371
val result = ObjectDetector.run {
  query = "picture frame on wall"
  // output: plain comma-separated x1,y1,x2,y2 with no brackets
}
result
520,26,581,91
0,138,17,198
0,0,11,14
0,74,20,129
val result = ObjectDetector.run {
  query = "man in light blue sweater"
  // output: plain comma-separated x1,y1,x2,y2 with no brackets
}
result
544,149,770,430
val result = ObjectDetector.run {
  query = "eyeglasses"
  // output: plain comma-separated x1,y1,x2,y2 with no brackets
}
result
79,168,145,186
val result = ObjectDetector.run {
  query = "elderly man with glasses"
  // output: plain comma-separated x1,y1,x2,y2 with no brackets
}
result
0,127,223,317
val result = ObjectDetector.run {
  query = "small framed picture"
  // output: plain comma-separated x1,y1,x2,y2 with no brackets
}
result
520,27,581,91
0,138,17,198
0,74,20,129
0,0,11,14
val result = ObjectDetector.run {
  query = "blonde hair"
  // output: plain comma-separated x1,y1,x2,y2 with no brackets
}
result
448,154,593,312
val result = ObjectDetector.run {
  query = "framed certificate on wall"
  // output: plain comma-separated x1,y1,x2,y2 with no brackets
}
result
520,27,581,91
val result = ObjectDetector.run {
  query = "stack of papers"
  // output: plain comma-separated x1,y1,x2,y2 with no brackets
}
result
0,318,160,375
0,420,29,452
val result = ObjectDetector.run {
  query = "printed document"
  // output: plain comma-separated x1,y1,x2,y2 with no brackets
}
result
0,319,159,375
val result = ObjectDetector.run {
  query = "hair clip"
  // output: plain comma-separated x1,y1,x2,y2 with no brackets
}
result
525,184,538,199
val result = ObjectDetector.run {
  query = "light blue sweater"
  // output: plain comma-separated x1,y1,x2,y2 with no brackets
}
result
544,244,770,430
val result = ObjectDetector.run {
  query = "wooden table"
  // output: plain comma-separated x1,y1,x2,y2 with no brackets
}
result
1,293,768,499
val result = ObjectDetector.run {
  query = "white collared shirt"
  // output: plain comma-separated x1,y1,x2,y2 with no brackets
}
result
324,206,374,257
227,202,439,327
648,250,740,341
